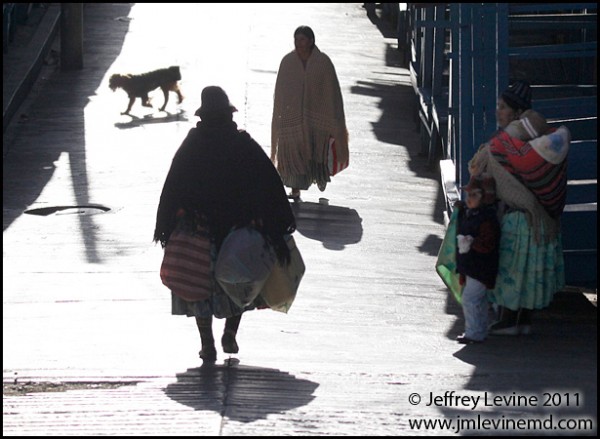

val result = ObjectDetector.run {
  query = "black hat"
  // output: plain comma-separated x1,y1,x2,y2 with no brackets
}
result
194,86,237,119
501,80,532,111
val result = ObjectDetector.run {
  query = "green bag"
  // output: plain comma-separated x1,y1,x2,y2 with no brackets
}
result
435,208,463,304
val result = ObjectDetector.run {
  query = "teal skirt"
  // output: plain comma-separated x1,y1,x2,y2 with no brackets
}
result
488,211,565,311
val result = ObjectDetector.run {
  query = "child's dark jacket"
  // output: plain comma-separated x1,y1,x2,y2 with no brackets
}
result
456,205,501,289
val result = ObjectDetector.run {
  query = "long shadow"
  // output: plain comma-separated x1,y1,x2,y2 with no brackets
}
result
114,109,189,129
164,361,319,423
443,290,597,431
350,42,446,229
349,46,438,184
3,4,132,263
364,3,398,40
350,78,446,226
291,201,363,250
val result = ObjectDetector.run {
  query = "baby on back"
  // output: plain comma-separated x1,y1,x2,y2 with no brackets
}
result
504,109,548,141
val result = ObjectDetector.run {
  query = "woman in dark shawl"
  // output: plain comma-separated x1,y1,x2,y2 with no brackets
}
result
154,86,296,362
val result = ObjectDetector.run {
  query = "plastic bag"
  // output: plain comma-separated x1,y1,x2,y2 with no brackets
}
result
215,226,276,307
435,208,463,304
260,234,305,313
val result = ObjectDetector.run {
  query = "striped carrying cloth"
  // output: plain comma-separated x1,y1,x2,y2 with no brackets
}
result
160,227,213,302
488,126,570,219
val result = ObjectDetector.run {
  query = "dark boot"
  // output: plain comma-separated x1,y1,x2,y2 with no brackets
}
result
222,315,241,354
489,306,519,335
196,316,216,362
288,188,300,201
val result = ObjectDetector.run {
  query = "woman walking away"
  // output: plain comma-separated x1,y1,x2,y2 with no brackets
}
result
154,86,296,362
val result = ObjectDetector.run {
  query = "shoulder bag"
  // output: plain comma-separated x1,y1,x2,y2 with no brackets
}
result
160,226,213,302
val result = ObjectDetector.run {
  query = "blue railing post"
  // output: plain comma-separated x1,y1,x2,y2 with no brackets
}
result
457,4,474,191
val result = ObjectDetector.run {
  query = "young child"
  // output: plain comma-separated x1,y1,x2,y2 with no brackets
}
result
455,174,501,344
504,109,548,141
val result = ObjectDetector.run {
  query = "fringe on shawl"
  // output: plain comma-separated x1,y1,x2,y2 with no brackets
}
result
275,126,330,187
490,128,569,218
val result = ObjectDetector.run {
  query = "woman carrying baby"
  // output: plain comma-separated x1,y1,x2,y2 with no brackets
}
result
468,80,571,335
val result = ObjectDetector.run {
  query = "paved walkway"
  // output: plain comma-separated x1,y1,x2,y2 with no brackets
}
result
3,4,597,436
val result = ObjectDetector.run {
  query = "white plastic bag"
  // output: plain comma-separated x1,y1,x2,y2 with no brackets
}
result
215,227,276,307
457,234,474,254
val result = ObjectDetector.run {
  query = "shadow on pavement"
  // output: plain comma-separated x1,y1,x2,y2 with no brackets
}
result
418,234,444,257
349,53,444,198
292,201,363,250
114,109,189,129
364,4,398,40
164,361,319,423
3,3,132,249
349,40,449,227
444,291,597,426
351,78,416,145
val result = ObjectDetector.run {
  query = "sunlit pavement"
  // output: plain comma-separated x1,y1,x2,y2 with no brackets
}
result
3,4,597,435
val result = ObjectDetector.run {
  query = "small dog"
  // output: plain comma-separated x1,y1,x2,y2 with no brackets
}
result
109,66,184,115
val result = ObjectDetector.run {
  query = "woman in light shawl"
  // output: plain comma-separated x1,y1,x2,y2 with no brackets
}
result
468,80,569,336
271,25,349,200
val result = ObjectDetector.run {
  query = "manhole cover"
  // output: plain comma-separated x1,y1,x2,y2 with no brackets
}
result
4,380,139,396
24,205,111,216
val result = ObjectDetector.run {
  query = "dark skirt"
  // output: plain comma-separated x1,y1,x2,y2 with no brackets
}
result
281,159,331,192
170,240,266,319
171,284,265,319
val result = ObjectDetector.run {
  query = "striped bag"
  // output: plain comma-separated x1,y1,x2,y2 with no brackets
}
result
327,136,349,176
160,228,213,302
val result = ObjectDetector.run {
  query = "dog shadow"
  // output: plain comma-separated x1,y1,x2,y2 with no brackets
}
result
114,109,189,129
164,361,319,423
292,201,363,250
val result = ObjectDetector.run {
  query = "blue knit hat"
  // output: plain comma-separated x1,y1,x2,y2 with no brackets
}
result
502,80,532,111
